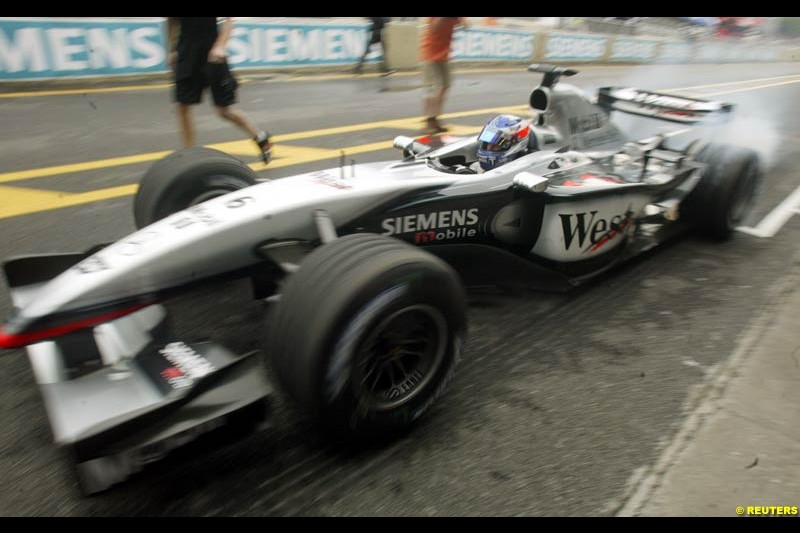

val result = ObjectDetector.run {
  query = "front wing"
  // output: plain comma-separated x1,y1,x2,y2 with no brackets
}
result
3,253,273,494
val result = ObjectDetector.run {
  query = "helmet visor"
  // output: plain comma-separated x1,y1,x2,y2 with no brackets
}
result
479,127,511,152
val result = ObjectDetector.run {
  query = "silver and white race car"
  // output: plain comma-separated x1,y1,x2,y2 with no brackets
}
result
0,65,761,493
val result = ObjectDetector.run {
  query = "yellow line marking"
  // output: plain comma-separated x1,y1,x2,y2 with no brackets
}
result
0,133,487,218
382,117,433,130
0,184,136,219
328,140,394,156
277,121,401,140
0,79,252,99
275,105,526,141
0,151,174,184
0,67,559,99
210,140,334,160
281,67,539,83
0,83,174,99
3,66,796,99
250,141,395,171
208,139,262,157
0,143,396,218
427,124,483,136
251,144,340,169
1,73,798,219
0,104,529,185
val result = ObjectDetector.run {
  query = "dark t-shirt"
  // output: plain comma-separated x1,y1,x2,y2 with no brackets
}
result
177,17,218,51
173,17,223,81
369,17,388,31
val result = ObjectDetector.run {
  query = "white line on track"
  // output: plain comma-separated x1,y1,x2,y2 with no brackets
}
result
615,263,800,516
737,184,800,238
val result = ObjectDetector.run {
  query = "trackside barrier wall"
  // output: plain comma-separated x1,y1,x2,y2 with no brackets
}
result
0,17,797,82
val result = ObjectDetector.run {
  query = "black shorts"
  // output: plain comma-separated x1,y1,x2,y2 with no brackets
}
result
174,47,238,107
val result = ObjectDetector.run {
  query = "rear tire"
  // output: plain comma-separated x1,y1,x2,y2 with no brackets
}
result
134,147,258,229
684,143,762,240
268,234,467,441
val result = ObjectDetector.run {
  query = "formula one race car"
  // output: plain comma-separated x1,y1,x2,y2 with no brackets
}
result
0,64,762,493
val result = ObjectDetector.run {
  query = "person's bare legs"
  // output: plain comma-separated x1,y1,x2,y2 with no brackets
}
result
422,61,450,133
177,103,195,147
424,86,448,133
216,105,273,164
424,94,434,119
215,105,260,138
425,86,447,119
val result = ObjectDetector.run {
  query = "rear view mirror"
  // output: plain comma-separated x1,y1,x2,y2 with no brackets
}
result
513,172,549,193
393,136,416,152
393,135,430,158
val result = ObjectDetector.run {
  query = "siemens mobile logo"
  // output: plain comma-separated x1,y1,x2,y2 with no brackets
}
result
381,209,479,236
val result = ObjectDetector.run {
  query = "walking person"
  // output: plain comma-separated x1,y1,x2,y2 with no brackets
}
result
419,17,468,134
354,17,395,75
166,17,274,164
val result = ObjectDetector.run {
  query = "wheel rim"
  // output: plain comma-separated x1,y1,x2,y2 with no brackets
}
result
187,175,244,206
353,304,448,411
188,189,230,206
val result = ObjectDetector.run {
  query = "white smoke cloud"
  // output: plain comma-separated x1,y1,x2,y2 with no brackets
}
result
574,63,785,169
705,110,782,169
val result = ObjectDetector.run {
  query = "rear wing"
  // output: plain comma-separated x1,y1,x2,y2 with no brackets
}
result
597,87,733,124
528,63,578,88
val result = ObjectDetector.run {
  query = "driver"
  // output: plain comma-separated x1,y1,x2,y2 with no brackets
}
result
476,114,533,171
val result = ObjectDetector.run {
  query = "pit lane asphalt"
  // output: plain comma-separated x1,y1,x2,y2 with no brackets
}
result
0,63,798,516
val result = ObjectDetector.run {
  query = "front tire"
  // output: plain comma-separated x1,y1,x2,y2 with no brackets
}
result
268,234,467,440
134,147,258,229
